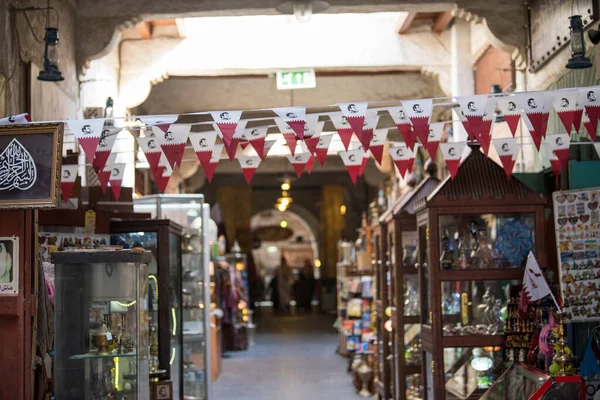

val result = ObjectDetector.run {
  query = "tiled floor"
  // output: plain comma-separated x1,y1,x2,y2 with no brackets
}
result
212,310,364,400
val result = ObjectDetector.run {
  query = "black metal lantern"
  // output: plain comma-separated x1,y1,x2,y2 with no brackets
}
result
491,84,505,123
37,27,64,82
566,15,592,70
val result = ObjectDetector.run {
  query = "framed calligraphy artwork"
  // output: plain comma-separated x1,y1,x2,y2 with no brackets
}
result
0,237,18,295
0,123,63,209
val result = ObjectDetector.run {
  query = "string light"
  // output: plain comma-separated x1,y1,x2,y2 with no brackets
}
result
116,300,136,307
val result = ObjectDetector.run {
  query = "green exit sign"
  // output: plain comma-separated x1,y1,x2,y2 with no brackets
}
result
276,69,316,90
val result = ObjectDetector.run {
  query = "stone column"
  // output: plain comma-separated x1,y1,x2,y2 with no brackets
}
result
451,19,475,142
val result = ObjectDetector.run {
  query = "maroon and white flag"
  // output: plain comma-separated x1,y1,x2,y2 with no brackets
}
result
338,102,369,139
68,118,106,165
137,136,163,175
92,127,121,173
553,91,579,134
497,98,521,137
457,94,490,140
579,87,600,139
262,139,277,160
339,149,364,185
237,156,261,184
157,157,173,194
401,99,432,146
96,152,116,194
369,129,388,166
546,133,570,170
349,143,369,177
303,114,324,154
60,165,78,202
244,126,269,157
440,142,467,179
190,131,218,164
517,93,550,150
492,137,519,177
287,152,312,178
108,163,126,200
210,111,243,146
306,155,317,174
425,122,444,158
477,99,497,156
388,106,417,150
454,107,475,142
548,150,562,177
204,144,223,183
154,124,191,169
315,134,333,166
221,120,247,161
329,113,354,151
275,118,299,157
139,116,178,134
273,107,307,139
583,110,597,141
388,143,417,178
0,113,31,125
357,110,379,151
593,142,600,160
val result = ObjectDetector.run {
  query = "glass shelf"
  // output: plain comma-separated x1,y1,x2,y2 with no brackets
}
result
69,352,136,360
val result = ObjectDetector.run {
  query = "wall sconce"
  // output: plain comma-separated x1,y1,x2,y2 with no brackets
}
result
566,15,592,70
38,27,64,81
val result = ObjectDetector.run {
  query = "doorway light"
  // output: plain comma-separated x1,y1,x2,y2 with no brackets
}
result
280,220,288,228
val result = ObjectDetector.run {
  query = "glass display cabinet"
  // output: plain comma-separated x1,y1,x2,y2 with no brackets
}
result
53,249,151,400
415,145,547,400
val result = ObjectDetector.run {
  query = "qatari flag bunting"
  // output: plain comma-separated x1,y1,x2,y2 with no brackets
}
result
273,107,307,139
210,111,243,145
593,142,600,160
547,133,571,169
492,137,519,177
275,118,299,157
221,120,247,161
137,136,163,173
190,131,218,164
457,94,489,139
440,142,467,179
425,122,444,158
338,102,369,138
315,134,333,166
477,99,496,156
237,156,261,184
388,143,416,178
109,163,126,200
330,113,354,151
339,149,364,184
287,152,312,178
388,106,417,150
244,126,268,157
497,98,521,137
93,127,121,172
369,129,388,166
306,155,317,174
154,124,191,169
579,87,600,140
401,98,432,146
0,113,31,125
96,152,116,194
358,110,379,151
553,91,579,134
60,165,78,202
349,143,369,177
583,110,597,141
454,108,476,141
68,118,106,165
139,116,177,134
548,151,562,177
517,93,550,150
303,114,324,154
262,139,277,160
157,161,173,194
203,144,223,183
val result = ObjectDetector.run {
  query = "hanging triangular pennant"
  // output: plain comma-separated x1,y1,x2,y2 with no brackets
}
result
492,137,519,177
0,113,31,125
157,163,173,194
454,108,476,142
154,124,191,169
137,136,164,174
425,122,444,158
338,102,369,139
287,152,312,178
349,143,369,176
519,111,545,151
573,100,584,134
369,129,388,165
497,98,521,137
583,110,597,141
203,144,222,183
546,133,571,169
358,110,379,151
275,118,299,157
262,139,277,160
210,111,243,145
401,98,433,146
303,115,324,154
93,127,121,172
237,156,261,184
190,131,218,164
329,113,354,151
388,106,417,150
68,118,106,165
138,116,178,134
440,142,467,179
273,107,307,139
477,99,497,156
108,163,126,200
548,150,562,177
339,149,364,184
553,91,579,135
60,165,78,202
221,120,247,161
579,87,600,140
244,126,268,157
457,94,490,140
306,155,317,174
239,140,250,150
388,143,417,178
517,93,550,150
315,134,333,166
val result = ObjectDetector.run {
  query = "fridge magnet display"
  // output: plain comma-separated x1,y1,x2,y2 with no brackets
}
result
0,236,18,295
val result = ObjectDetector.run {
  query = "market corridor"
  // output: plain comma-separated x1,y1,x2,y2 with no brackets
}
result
213,311,362,400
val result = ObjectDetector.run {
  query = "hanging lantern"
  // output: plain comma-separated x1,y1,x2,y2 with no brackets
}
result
491,84,505,123
566,15,592,70
37,27,65,82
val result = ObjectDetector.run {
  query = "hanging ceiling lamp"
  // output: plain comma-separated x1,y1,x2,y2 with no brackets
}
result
276,0,330,23
38,27,64,81
566,15,592,70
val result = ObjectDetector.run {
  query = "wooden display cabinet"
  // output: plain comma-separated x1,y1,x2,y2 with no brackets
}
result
415,146,546,400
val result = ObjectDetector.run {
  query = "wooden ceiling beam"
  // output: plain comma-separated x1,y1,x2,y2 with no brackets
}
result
396,12,417,34
432,11,453,34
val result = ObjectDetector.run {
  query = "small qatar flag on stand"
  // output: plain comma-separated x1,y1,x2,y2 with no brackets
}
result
222,120,247,161
440,142,467,179
237,156,261,184
497,98,521,137
287,152,312,178
357,110,379,151
329,113,354,151
547,133,571,170
519,251,561,315
244,126,268,157
388,143,416,178
203,144,223,183
338,102,369,139
190,130,218,164
93,127,121,173
369,129,388,166
273,107,307,139
582,110,597,141
553,91,580,134
315,134,333,166
154,124,191,169
457,94,490,139
425,122,444,158
388,106,417,150
0,113,31,125
492,137,519,177
210,111,243,145
517,93,550,150
60,165,78,202
108,163,127,200
137,136,163,173
578,86,600,138
138,116,178,134
339,149,364,184
68,118,106,165
401,98,433,146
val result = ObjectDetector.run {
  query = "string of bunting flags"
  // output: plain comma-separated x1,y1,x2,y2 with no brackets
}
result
2,86,600,201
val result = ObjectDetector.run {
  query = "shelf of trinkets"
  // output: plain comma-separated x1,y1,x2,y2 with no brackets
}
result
504,294,536,363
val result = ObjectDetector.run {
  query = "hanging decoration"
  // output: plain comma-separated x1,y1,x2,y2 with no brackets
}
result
303,114,324,154
275,118,299,157
210,110,243,145
138,116,177,134
425,122,444,158
287,152,312,178
137,136,164,178
109,164,127,200
388,143,416,178
315,134,333,166
369,129,388,166
153,124,191,169
552,91,579,134
203,144,223,183
222,120,247,161
190,130,218,164
350,143,370,177
306,155,317,174
237,156,261,184
273,107,307,139
92,127,121,173
357,110,379,151
496,98,521,137
262,139,277,160
492,137,520,178
0,113,31,125
243,126,268,159
388,105,417,150
548,150,562,177
401,98,432,146
457,94,490,142
60,165,78,202
517,93,550,150
440,142,467,179
476,99,497,156
339,149,364,184
546,133,571,170
579,87,600,139
68,118,106,165
582,110,597,141
338,102,369,139
329,113,354,151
